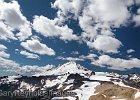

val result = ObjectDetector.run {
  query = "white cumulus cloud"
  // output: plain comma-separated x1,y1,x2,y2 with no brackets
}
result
20,50,40,59
91,55,140,71
0,0,32,41
33,15,78,41
6,64,55,75
52,0,84,19
0,22,17,40
52,0,133,54
57,56,84,61
18,65,54,74
0,57,19,69
133,8,140,26
79,53,97,61
0,51,10,58
127,49,135,53
0,44,7,51
87,35,122,53
21,39,55,56
135,0,140,5
71,51,79,55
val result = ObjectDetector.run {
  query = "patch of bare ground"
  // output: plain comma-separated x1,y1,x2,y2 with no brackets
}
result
88,82,138,100
135,97,140,100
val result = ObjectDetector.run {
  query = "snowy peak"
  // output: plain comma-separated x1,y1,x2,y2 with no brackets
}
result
130,74,140,81
34,61,92,76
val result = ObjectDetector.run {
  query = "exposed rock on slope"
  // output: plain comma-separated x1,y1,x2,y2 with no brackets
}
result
89,82,137,100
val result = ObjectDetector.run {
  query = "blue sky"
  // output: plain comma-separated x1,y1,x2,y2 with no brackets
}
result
0,0,140,76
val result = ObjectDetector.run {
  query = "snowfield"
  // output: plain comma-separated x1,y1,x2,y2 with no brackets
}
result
71,81,100,100
135,91,140,99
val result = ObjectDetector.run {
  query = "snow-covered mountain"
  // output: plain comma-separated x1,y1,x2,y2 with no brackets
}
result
0,62,140,100
34,61,93,76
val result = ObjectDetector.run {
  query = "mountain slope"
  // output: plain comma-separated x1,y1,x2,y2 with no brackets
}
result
0,62,140,100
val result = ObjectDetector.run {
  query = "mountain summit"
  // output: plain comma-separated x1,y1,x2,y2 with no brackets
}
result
34,61,93,76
